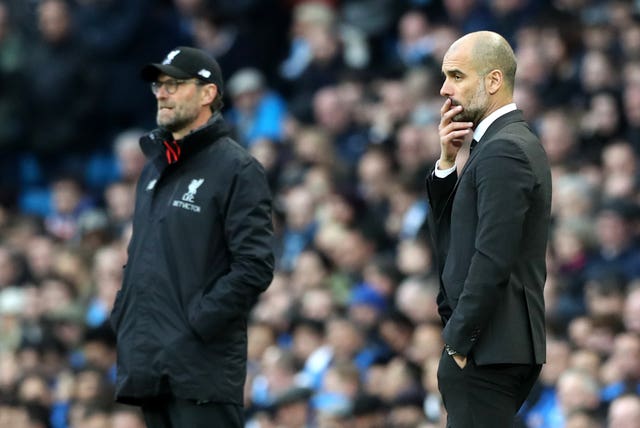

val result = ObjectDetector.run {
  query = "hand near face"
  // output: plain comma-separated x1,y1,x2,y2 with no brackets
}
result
438,98,473,169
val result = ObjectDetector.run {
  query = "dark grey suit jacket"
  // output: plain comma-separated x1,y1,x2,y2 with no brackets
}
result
426,110,551,365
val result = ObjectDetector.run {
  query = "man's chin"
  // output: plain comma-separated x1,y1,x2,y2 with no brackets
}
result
157,115,174,129
158,120,184,134
453,113,468,122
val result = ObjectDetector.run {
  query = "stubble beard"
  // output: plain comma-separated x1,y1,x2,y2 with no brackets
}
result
157,105,197,134
451,83,487,126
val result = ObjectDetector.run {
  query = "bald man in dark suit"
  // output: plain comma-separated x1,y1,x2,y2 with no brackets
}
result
426,31,552,427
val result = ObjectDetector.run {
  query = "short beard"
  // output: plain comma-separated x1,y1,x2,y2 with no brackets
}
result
451,83,487,126
157,105,198,134
158,115,192,133
453,104,484,125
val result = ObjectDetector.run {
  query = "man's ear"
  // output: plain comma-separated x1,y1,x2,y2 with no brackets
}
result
486,69,503,95
201,83,218,106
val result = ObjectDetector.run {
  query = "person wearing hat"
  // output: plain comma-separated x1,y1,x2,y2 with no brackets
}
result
110,47,274,428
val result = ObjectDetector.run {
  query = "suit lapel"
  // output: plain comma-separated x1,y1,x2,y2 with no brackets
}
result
436,110,526,223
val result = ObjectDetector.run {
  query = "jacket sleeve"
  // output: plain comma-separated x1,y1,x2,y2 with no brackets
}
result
426,169,458,324
426,168,458,220
442,139,535,356
188,158,274,342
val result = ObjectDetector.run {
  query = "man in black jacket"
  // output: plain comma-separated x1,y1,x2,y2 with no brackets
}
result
110,47,274,428
426,32,551,427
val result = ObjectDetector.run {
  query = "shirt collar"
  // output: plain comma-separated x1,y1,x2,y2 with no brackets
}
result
473,103,517,142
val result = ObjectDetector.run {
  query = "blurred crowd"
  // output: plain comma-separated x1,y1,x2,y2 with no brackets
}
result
1,0,640,427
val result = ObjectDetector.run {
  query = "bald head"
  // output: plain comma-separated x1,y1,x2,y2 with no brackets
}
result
440,31,517,124
449,31,517,93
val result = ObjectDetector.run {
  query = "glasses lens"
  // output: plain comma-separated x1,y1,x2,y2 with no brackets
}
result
151,80,181,95
165,80,178,94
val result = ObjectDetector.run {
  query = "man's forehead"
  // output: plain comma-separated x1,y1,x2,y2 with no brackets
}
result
442,42,475,72
444,39,472,60
441,52,467,73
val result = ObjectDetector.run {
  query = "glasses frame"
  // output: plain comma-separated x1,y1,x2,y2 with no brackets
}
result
151,78,204,95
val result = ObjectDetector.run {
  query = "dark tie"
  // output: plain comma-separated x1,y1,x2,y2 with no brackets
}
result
470,139,478,153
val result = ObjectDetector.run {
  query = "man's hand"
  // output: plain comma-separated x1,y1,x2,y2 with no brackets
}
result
453,353,468,369
438,98,473,170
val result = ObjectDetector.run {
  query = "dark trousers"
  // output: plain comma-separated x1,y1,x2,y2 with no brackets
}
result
141,397,244,428
437,350,541,428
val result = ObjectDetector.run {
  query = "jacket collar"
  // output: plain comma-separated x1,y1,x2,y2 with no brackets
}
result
472,103,517,143
139,112,230,162
475,109,524,146
461,109,525,175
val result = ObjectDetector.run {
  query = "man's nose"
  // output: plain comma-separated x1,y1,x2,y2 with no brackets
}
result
440,80,451,97
155,88,169,99
154,82,172,98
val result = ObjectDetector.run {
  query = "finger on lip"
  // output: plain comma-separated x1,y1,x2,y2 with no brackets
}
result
441,99,451,113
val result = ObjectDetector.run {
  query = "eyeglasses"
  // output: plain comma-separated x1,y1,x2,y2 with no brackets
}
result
151,79,202,95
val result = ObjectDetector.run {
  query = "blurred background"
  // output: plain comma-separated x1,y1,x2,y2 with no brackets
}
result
0,0,640,427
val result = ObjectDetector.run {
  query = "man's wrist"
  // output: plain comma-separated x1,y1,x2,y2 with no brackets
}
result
434,160,457,178
437,158,456,170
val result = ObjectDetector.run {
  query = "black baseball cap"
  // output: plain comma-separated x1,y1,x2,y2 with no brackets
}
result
141,46,224,94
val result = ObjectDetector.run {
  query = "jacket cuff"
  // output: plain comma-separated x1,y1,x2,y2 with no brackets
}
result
442,322,481,357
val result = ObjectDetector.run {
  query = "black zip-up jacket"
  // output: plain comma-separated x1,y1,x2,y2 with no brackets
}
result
110,113,274,405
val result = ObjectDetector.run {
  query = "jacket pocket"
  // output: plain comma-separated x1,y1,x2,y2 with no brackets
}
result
450,353,472,371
